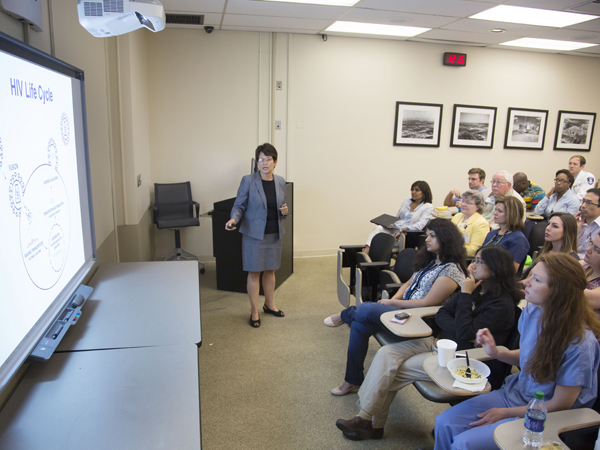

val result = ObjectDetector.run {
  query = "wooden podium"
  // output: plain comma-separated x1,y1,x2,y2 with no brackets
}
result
211,182,294,293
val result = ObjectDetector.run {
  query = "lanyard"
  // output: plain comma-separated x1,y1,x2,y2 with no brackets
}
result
405,259,441,300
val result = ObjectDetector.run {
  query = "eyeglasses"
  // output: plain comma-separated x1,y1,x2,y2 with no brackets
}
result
587,241,600,255
257,157,273,163
582,199,600,207
490,180,507,185
472,258,486,265
462,200,475,206
553,178,570,184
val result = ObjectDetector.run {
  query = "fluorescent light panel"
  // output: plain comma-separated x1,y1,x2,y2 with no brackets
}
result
325,21,430,37
257,0,360,6
500,38,598,51
471,5,598,28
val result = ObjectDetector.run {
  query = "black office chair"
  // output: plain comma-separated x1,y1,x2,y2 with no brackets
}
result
337,233,396,307
412,305,522,405
379,247,418,298
527,220,548,257
152,182,205,273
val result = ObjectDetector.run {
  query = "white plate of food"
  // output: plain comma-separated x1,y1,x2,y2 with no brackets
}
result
447,358,490,384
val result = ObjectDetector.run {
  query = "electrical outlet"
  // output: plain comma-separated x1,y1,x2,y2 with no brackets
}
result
276,81,282,90
275,120,281,130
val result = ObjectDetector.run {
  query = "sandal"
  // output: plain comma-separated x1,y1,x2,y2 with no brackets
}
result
263,304,285,317
250,314,261,328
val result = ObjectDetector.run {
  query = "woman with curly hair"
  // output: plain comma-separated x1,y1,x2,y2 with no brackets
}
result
435,253,600,450
324,219,468,396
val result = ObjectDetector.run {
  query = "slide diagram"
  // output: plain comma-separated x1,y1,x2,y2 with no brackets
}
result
3,129,71,290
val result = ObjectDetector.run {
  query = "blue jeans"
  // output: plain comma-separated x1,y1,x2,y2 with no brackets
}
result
340,302,401,386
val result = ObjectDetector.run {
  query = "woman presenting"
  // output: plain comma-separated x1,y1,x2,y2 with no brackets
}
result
225,143,288,328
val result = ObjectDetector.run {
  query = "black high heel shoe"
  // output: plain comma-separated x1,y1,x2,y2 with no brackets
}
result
263,304,285,317
250,314,261,328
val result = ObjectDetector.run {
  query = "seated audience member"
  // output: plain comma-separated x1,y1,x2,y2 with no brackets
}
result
334,246,518,441
483,170,526,228
324,219,467,396
523,212,579,279
482,196,529,272
513,172,545,211
451,190,490,258
434,253,600,450
583,234,600,317
576,188,600,259
444,168,489,208
364,180,434,254
534,169,581,218
569,155,596,201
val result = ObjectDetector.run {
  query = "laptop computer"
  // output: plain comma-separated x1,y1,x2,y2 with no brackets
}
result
370,214,399,228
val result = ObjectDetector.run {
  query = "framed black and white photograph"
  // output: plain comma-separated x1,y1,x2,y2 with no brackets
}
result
450,104,497,149
393,101,443,147
504,107,548,150
554,110,596,151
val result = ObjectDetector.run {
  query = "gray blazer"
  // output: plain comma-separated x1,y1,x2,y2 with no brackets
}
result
230,172,287,240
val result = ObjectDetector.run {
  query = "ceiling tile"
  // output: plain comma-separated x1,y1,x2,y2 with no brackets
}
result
441,18,556,36
223,13,333,31
341,8,459,27
531,28,600,43
416,28,515,44
503,0,597,11
225,0,349,19
566,18,600,32
161,0,226,14
355,0,498,17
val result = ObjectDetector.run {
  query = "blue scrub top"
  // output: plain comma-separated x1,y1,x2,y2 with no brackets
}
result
500,303,599,409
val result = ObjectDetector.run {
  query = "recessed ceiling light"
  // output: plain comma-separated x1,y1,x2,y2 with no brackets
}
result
490,28,505,33
257,0,360,6
500,38,598,51
470,5,598,28
325,21,430,37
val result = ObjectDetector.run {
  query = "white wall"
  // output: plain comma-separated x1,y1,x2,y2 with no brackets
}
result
145,30,600,259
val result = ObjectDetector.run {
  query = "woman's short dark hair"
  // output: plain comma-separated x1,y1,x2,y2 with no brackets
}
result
414,218,467,275
556,168,574,187
476,245,520,304
411,180,433,204
255,143,278,161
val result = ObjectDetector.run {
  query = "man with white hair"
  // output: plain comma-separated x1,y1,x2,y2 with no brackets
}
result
483,170,526,229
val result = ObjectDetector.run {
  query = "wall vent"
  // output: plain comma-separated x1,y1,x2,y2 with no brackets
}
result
166,14,204,25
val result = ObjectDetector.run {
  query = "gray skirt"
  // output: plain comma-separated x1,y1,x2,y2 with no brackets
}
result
242,233,282,272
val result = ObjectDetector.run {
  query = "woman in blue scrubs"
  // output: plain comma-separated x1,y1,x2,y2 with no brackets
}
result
434,253,600,450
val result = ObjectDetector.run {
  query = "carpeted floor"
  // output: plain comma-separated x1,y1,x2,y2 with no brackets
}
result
197,256,449,450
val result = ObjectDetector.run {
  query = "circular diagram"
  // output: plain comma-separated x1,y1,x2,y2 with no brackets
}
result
19,164,69,289
47,138,58,169
60,112,70,146
9,172,24,217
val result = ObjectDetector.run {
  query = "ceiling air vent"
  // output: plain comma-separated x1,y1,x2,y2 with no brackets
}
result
166,14,204,26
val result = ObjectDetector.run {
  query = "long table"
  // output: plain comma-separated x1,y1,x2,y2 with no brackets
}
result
0,261,202,450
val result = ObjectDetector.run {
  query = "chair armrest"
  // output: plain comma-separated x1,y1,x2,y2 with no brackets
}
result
193,201,200,217
382,282,402,291
355,251,373,265
339,245,364,250
359,261,389,270
455,346,508,362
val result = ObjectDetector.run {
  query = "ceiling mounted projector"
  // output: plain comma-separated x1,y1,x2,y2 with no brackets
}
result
77,0,166,38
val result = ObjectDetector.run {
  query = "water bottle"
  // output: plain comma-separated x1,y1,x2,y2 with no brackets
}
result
523,390,547,447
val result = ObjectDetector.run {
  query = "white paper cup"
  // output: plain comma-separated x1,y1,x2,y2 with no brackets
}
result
437,339,457,367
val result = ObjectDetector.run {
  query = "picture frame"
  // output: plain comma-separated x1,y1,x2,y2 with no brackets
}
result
393,101,443,147
504,108,548,150
554,110,596,151
450,104,497,149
